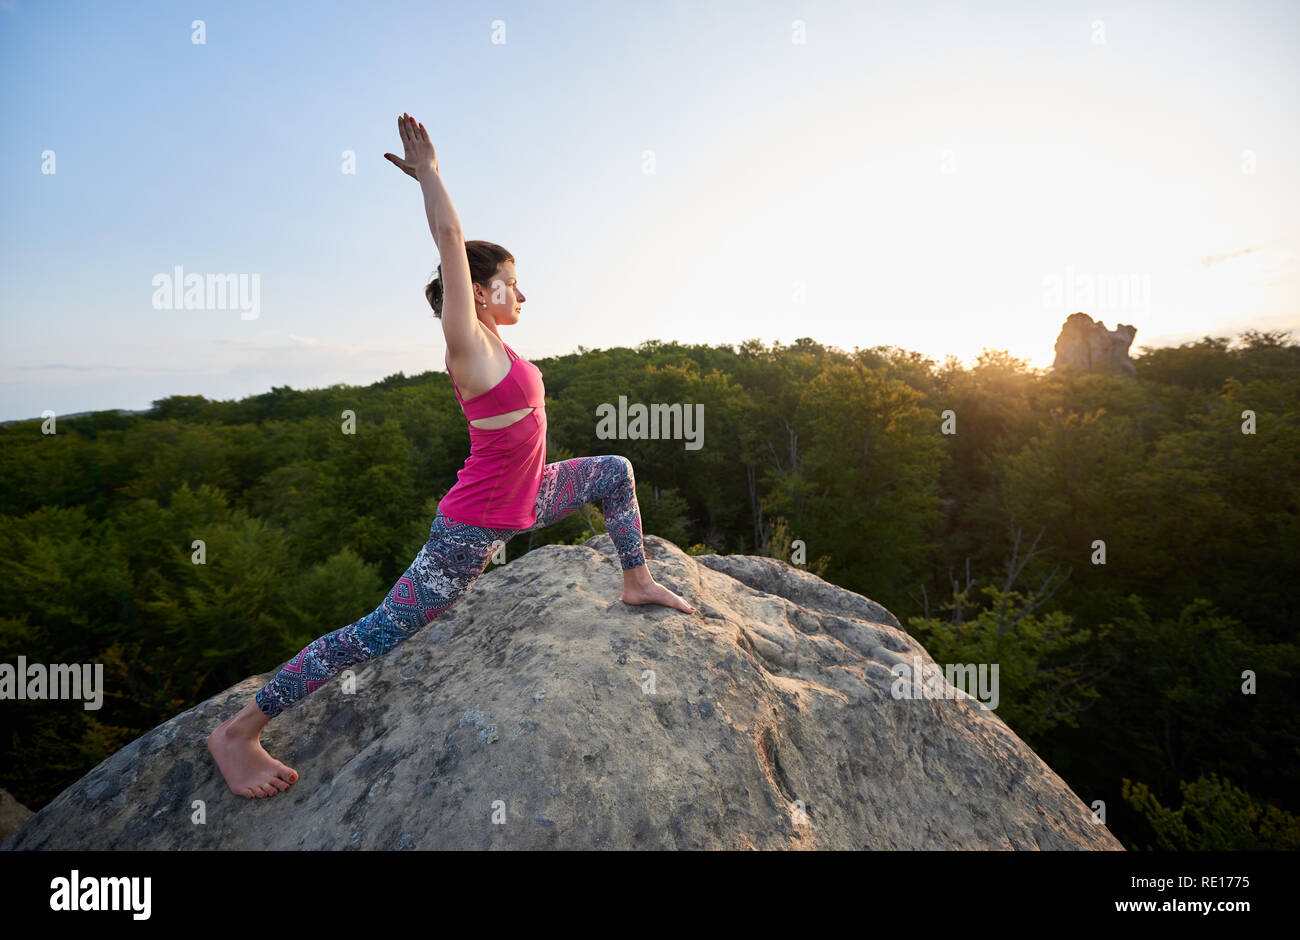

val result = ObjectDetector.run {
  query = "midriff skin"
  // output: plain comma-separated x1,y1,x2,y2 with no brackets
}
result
470,407,532,429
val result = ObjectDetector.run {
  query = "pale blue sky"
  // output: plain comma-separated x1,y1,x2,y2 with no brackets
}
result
2,0,1297,421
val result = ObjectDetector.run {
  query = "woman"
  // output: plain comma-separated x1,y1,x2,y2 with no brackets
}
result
207,113,693,799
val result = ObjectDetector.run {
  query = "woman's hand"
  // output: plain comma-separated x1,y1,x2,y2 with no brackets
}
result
384,112,439,180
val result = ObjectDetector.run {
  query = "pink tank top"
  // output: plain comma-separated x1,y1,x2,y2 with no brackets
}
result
438,339,547,528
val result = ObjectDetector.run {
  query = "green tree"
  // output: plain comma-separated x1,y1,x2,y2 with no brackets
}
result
1122,773,1300,850
907,527,1096,741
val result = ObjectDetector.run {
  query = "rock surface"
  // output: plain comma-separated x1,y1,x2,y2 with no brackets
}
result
1052,312,1138,377
2,536,1122,850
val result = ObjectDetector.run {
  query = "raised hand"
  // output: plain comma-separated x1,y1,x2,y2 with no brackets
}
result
384,112,439,180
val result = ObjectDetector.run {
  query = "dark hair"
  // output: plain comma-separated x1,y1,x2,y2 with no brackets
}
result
425,240,515,319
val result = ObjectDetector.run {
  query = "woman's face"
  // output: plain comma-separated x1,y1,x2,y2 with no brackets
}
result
479,261,525,324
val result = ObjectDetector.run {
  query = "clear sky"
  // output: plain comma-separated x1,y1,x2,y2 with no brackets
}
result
2,0,1296,421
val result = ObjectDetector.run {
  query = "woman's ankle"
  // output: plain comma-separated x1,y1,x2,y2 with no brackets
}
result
622,562,652,586
223,701,272,738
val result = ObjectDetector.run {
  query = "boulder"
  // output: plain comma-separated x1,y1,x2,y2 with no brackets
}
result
2,536,1122,850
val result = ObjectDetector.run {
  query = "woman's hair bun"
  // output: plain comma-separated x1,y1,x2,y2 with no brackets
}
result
425,269,444,318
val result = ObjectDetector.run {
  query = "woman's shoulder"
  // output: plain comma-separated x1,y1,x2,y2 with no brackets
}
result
445,327,512,392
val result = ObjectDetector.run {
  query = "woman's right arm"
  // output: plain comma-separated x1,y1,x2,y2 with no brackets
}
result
423,175,479,358
396,114,480,360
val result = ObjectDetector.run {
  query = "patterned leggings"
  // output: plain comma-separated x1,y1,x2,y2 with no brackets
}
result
254,455,645,718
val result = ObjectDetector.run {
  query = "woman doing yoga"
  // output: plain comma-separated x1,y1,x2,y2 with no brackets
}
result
208,113,694,799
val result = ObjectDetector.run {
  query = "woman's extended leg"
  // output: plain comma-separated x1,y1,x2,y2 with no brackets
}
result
524,455,694,613
207,513,509,798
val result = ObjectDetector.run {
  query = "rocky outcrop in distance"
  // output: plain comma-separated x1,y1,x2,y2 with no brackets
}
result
1053,312,1138,377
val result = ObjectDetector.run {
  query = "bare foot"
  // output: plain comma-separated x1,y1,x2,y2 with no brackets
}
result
621,578,696,614
207,707,298,799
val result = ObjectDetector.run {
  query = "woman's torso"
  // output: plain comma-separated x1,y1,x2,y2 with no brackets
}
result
438,329,547,528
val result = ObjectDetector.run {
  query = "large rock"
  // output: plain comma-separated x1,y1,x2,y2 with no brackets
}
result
2,536,1122,850
1052,312,1138,377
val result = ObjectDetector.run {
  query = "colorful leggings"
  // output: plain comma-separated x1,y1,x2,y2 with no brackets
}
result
254,455,645,718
